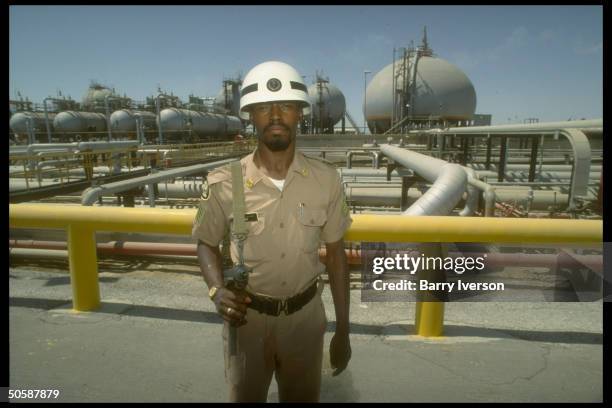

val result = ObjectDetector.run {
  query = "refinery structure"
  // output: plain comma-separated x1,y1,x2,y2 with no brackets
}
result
9,28,603,323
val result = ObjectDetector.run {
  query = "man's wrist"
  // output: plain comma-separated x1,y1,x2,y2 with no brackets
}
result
335,322,350,335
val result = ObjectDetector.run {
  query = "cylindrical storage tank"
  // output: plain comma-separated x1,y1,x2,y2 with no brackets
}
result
158,108,242,137
110,109,157,131
365,56,476,133
9,112,57,134
53,111,107,133
308,82,346,130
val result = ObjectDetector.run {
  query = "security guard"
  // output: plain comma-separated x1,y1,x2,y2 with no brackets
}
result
192,61,352,402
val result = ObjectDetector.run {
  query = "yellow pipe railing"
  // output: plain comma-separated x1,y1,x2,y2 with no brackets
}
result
344,214,602,243
9,204,602,336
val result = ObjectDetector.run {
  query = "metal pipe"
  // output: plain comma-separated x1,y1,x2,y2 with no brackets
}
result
470,156,602,166
463,171,496,217
529,135,539,181
498,135,508,182
421,118,602,134
380,144,467,215
133,113,144,145
104,95,119,142
25,143,78,157
346,151,353,169
345,187,564,211
76,140,139,151
476,164,602,172
484,188,496,217
156,95,163,144
338,165,601,179
538,134,545,177
9,241,603,272
147,183,156,207
339,168,413,178
43,98,53,143
145,182,204,199
423,127,592,210
81,157,236,206
477,170,600,181
370,151,381,169
155,93,174,144
36,158,81,172
364,70,371,134
25,116,35,146
89,181,570,204
459,168,479,216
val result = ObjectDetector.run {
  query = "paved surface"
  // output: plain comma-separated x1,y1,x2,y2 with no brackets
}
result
8,255,604,403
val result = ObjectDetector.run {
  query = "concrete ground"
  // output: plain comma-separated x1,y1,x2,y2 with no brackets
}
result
9,255,603,403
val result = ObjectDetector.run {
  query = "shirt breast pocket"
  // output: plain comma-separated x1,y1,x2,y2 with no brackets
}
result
240,216,266,263
297,208,327,253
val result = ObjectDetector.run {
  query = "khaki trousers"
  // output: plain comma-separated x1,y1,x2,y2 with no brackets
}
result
222,286,327,402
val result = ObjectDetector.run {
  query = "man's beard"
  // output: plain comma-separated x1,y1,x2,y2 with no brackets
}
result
264,137,291,152
259,124,294,152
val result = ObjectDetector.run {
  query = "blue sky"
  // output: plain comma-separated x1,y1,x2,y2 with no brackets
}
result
9,5,602,126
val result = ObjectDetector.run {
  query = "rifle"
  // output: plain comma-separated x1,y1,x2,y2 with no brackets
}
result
224,160,252,357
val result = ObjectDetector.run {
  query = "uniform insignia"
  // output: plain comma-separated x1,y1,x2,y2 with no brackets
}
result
244,212,259,222
266,78,282,92
301,168,309,177
200,179,210,200
245,179,254,189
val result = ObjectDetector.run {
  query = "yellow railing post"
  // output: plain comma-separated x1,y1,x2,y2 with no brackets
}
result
414,242,446,337
67,224,100,312
415,302,445,337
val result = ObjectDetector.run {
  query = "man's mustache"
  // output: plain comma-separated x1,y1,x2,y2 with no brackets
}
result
264,123,290,133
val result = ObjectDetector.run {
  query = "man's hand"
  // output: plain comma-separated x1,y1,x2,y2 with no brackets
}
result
213,287,251,327
329,331,351,376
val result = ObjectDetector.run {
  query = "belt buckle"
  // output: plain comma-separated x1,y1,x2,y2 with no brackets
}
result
277,299,288,316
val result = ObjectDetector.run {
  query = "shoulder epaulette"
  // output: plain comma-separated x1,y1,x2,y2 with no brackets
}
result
207,165,232,185
303,154,335,168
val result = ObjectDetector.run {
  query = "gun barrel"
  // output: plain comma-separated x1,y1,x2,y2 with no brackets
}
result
229,325,238,356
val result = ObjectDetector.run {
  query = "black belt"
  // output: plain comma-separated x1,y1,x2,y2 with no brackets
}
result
247,280,318,316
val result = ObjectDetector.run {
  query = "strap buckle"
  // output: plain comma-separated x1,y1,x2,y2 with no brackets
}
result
276,299,288,316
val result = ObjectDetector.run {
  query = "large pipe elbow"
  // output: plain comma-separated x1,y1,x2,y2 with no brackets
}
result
380,144,468,216
403,163,467,216
346,151,354,169
370,151,381,169
81,186,103,206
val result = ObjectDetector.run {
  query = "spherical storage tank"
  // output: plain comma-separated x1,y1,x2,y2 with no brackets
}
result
365,56,476,133
110,110,157,131
53,111,107,133
158,108,242,137
10,112,57,134
308,82,346,129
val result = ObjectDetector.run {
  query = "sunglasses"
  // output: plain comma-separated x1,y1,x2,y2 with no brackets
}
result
252,102,299,115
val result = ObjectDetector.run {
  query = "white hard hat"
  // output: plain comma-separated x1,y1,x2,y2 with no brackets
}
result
239,61,311,120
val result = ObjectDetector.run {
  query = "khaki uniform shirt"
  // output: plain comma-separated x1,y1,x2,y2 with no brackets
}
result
192,149,352,298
